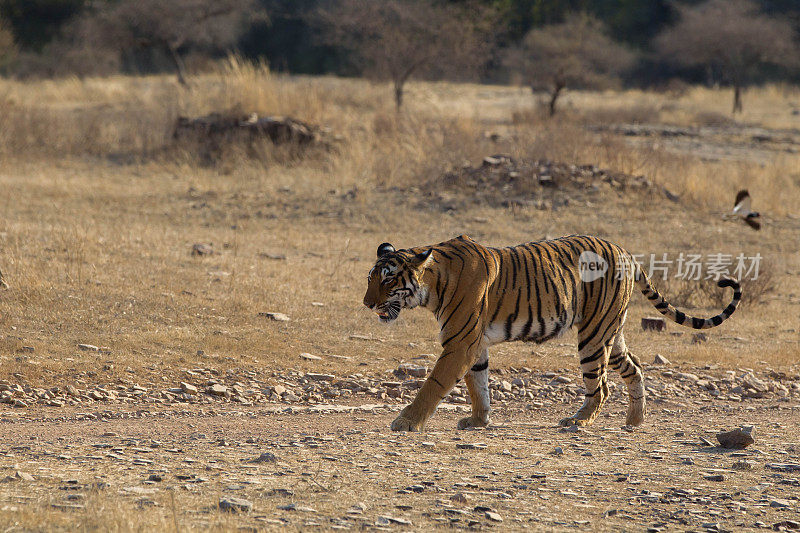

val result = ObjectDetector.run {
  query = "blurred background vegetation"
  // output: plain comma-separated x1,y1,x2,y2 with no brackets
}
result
0,0,798,114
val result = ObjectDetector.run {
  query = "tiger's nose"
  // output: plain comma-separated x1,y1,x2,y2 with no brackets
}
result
363,296,375,309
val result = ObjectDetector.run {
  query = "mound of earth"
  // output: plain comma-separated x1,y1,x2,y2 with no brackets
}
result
421,154,673,211
172,109,332,163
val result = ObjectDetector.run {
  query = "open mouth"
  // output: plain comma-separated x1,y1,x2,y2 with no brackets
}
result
376,310,396,323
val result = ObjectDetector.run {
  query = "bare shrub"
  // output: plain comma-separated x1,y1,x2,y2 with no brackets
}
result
316,0,495,111
655,0,800,114
60,0,263,84
654,263,776,309
504,13,637,117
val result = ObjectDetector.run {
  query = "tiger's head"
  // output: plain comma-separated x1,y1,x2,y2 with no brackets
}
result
363,242,433,323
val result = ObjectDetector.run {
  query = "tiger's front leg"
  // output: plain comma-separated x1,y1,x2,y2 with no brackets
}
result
458,348,491,429
391,342,481,432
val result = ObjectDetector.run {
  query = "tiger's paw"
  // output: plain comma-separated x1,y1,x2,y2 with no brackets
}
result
558,415,593,427
457,415,490,430
625,402,645,426
391,415,423,432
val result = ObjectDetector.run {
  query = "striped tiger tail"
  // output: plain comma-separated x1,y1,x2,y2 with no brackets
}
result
631,256,742,329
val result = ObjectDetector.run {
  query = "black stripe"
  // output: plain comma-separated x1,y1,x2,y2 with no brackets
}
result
471,361,488,372
692,317,705,329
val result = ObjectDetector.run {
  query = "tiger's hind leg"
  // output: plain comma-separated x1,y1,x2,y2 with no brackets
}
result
559,332,614,427
458,348,491,429
609,328,646,426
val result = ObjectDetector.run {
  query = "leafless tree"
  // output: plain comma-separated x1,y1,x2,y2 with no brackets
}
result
655,0,799,113
0,16,15,71
504,13,636,117
70,0,264,85
317,0,494,111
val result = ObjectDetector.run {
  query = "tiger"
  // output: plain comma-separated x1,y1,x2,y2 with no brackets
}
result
362,234,741,432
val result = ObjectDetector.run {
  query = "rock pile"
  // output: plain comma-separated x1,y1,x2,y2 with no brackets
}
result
423,155,663,210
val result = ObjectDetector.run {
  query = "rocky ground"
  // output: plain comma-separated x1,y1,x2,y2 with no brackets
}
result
1,358,799,531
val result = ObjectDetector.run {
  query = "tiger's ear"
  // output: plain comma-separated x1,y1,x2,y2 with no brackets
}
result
377,242,395,257
408,249,433,271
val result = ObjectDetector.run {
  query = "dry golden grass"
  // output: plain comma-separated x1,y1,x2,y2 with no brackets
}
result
0,62,799,391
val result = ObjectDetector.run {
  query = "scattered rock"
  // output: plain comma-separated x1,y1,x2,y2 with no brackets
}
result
191,243,214,256
207,384,228,396
451,493,469,504
180,382,198,394
642,317,666,332
258,312,290,322
299,353,321,361
247,452,277,464
770,499,793,509
394,363,427,378
77,344,99,352
653,354,671,365
305,373,335,382
219,496,252,513
485,511,503,522
732,460,756,471
456,443,488,450
717,427,755,449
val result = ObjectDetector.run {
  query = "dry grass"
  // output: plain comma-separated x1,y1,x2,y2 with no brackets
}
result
0,62,799,390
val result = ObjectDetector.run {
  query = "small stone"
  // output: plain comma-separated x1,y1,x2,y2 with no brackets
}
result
456,442,488,450
653,353,671,365
191,243,213,256
247,452,277,464
14,471,34,481
485,511,503,522
207,384,228,396
717,427,755,449
500,380,513,392
642,316,666,332
772,520,800,530
770,499,792,509
147,474,162,482
180,382,198,394
703,474,725,482
258,312,290,322
451,493,469,504
732,460,756,471
219,496,252,513
560,425,582,433
300,353,321,361
394,363,427,378
552,446,564,456
77,344,99,352
305,373,335,382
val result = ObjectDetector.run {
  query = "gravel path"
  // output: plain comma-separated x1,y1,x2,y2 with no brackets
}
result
1,364,798,531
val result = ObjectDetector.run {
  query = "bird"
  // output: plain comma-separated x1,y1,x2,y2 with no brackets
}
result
732,189,761,230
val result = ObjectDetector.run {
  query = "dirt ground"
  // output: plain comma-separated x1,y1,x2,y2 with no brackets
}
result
1,388,799,532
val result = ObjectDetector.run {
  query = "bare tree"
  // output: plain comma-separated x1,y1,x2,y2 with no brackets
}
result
0,16,15,71
317,0,494,111
71,0,263,85
655,0,799,113
504,13,636,117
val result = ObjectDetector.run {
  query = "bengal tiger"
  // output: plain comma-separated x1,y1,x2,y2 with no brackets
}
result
362,234,741,431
